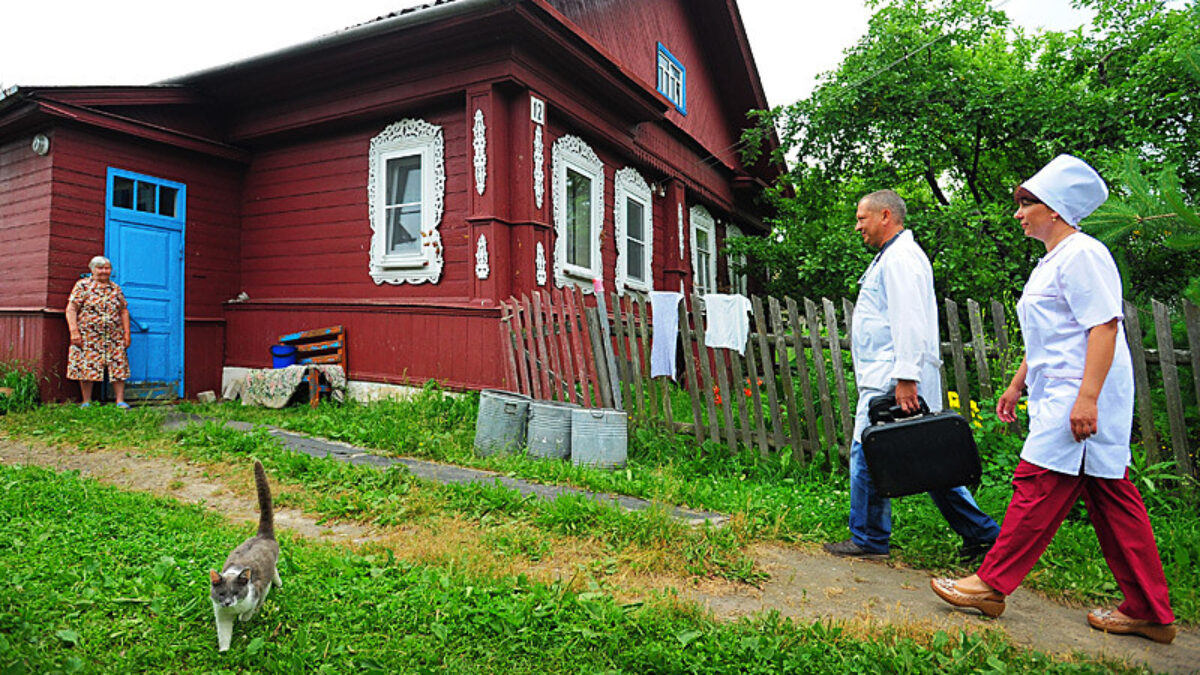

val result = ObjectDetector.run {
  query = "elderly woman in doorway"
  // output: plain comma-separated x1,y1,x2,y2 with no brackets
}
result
66,255,132,409
930,155,1176,644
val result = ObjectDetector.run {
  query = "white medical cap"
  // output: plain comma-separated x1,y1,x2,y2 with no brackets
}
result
1020,154,1109,228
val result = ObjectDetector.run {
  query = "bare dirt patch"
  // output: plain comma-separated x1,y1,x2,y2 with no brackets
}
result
3,439,1195,674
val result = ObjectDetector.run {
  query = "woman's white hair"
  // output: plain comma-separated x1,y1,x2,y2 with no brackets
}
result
88,255,112,271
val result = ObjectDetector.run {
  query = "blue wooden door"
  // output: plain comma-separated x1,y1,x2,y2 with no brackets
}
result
104,168,186,399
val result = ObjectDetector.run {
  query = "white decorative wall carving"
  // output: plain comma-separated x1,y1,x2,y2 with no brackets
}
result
475,234,490,279
533,125,545,209
472,109,487,196
613,166,653,296
367,118,445,285
535,241,547,286
677,203,685,259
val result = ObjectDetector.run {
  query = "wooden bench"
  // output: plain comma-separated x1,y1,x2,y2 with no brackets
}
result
278,325,346,407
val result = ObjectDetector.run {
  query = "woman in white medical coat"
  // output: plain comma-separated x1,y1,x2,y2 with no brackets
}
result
930,155,1176,645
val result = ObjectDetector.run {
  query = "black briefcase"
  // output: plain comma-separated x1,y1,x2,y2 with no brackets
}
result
860,395,982,498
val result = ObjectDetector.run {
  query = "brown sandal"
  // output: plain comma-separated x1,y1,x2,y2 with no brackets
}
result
930,578,1005,618
1087,609,1176,645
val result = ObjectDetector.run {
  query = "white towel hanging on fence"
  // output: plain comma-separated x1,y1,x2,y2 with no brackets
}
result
650,291,684,379
703,293,752,355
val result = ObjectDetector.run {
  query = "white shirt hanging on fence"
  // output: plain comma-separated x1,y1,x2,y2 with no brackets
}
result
650,291,684,380
1017,232,1133,479
703,293,753,355
851,229,943,442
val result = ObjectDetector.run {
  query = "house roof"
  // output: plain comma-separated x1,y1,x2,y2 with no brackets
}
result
162,0,778,179
1,0,781,224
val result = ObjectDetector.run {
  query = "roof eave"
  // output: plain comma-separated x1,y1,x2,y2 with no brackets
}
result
164,0,506,86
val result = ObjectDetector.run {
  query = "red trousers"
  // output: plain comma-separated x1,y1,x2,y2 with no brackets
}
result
978,460,1174,624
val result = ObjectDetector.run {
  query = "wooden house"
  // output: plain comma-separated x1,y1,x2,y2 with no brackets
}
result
0,0,780,402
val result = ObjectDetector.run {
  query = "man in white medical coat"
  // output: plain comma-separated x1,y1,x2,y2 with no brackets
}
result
824,190,1000,560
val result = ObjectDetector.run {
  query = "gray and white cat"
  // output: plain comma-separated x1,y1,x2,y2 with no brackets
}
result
209,459,281,652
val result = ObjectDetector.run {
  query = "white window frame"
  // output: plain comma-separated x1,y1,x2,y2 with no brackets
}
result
367,118,445,285
725,223,748,296
690,204,717,296
614,166,653,296
552,134,605,288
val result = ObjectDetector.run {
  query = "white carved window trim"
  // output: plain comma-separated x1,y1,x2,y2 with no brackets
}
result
614,167,653,296
552,134,604,288
367,119,445,285
690,204,717,296
725,223,748,295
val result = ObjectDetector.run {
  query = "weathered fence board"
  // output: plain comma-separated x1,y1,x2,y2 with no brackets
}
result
677,297,705,444
967,299,993,400
823,298,853,452
787,297,820,461
753,296,785,450
945,299,971,414
1124,300,1160,465
770,297,803,456
500,292,1199,487
801,299,835,461
1153,300,1194,477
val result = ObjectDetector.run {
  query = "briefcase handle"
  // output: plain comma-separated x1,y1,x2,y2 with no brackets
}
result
867,394,931,425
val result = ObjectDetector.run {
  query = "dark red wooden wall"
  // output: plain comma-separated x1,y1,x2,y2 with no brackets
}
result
224,99,505,390
0,125,244,401
550,0,744,172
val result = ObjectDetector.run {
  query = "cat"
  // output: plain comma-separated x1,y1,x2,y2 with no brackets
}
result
209,459,281,652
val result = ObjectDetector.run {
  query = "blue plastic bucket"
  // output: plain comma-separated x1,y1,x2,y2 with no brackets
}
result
270,344,297,368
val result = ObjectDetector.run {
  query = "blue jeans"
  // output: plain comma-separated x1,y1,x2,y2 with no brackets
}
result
849,440,1000,554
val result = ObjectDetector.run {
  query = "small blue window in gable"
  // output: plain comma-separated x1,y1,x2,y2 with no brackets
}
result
656,42,686,115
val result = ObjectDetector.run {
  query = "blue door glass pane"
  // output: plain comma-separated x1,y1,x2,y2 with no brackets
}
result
113,177,134,208
158,186,178,217
136,181,157,212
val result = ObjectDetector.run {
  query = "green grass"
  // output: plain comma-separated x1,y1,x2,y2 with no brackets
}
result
0,463,1149,674
0,361,40,414
2,383,1197,624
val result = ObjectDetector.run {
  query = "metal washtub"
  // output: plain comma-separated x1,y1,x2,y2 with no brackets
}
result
526,400,580,460
473,390,532,457
570,408,628,469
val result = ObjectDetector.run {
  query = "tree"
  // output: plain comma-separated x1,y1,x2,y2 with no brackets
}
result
739,0,1200,305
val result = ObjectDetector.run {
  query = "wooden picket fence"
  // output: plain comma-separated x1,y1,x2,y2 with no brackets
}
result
498,289,1199,484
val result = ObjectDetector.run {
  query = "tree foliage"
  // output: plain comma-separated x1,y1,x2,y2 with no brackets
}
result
738,0,1200,305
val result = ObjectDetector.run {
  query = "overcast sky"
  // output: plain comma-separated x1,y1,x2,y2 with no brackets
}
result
1,0,1108,108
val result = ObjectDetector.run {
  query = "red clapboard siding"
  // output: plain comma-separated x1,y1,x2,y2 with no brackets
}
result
184,321,225,397
238,104,473,302
47,127,244,321
0,136,53,308
0,314,45,363
224,303,504,391
548,0,745,172
41,127,244,396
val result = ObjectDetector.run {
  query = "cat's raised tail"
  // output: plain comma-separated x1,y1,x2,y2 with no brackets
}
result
253,460,274,541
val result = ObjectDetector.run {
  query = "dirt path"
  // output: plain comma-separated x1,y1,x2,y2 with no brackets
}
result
3,440,1195,674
